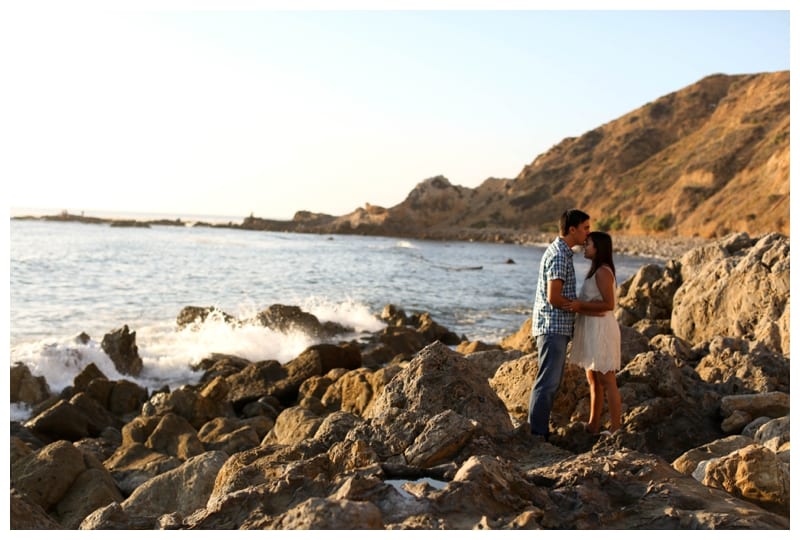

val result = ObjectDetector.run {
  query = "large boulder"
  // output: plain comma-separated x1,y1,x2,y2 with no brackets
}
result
671,233,789,354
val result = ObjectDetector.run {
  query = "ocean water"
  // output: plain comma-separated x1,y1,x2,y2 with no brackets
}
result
8,217,658,419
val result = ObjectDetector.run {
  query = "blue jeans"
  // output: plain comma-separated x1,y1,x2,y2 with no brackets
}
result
528,333,570,439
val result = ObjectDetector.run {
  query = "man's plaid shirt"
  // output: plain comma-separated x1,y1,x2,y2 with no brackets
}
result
532,236,576,337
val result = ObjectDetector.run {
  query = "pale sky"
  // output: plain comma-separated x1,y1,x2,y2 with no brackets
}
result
1,1,793,220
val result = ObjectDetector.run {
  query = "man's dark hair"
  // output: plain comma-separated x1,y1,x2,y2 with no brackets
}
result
559,209,590,235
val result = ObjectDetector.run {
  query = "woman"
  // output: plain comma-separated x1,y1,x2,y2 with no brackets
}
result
566,231,621,435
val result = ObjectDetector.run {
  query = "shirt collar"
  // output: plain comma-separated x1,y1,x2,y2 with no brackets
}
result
556,236,574,258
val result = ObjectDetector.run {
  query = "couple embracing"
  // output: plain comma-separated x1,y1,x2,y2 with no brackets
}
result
528,209,621,441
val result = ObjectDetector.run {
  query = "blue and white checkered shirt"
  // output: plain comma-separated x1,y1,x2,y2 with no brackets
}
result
532,236,577,337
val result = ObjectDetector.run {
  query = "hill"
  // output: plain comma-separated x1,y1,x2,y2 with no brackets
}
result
246,71,790,240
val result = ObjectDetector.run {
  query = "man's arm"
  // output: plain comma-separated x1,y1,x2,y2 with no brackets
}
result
546,278,572,310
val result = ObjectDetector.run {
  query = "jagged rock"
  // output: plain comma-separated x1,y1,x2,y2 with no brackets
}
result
197,417,261,455
176,306,235,329
321,367,376,415
525,447,788,529
672,233,789,355
145,412,205,460
263,406,323,445
719,392,789,420
364,342,514,441
193,353,252,383
381,303,410,326
223,360,288,408
103,442,182,496
10,488,62,529
404,410,477,468
11,440,90,512
694,337,789,393
456,340,502,354
648,333,692,362
120,450,228,519
8,297,792,530
24,399,92,442
101,325,143,376
671,434,754,475
499,317,534,353
416,312,461,345
464,348,524,380
79,502,158,530
254,304,352,338
10,362,51,406
55,454,124,529
699,444,789,516
753,416,789,458
615,261,682,326
269,497,384,529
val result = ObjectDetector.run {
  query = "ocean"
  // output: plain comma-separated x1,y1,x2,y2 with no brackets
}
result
8,215,658,420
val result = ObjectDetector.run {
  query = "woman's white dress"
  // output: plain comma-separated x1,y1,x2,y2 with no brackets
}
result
570,268,621,373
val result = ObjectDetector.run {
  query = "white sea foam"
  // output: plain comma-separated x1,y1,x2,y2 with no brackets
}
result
10,298,386,414
300,297,385,333
396,240,416,249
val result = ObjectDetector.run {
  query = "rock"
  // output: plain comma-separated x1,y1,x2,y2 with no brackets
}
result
404,410,477,468
145,412,205,460
10,488,62,529
10,362,51,406
263,406,323,445
79,502,157,530
11,440,89,512
615,261,681,326
54,456,124,529
672,233,789,355
101,325,143,376
753,416,789,457
695,337,789,393
499,317,535,353
700,444,790,516
121,450,229,519
103,442,183,496
364,342,514,440
671,435,753,475
255,304,352,338
176,306,235,329
270,497,384,529
719,392,789,419
24,399,91,442
197,417,261,455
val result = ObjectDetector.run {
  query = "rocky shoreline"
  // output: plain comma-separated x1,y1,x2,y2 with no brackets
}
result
12,212,708,260
10,231,789,529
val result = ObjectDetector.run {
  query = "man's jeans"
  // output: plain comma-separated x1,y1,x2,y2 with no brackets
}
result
528,333,570,439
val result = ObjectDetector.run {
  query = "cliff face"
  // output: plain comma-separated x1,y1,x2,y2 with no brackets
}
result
245,71,789,240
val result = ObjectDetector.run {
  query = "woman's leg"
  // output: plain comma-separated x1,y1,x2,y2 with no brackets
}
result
598,370,621,432
585,370,604,434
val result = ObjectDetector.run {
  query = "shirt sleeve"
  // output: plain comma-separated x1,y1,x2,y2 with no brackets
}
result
545,251,568,282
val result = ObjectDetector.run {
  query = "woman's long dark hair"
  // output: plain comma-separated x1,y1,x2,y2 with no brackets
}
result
587,231,615,279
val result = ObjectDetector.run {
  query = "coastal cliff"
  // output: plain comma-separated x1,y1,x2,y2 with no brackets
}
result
241,70,789,241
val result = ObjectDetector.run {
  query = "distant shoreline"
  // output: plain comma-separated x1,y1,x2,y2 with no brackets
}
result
11,211,711,261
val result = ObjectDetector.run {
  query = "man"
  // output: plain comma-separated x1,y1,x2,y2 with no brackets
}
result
528,208,591,441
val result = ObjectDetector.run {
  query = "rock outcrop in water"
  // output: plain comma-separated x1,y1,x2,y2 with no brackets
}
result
9,233,790,529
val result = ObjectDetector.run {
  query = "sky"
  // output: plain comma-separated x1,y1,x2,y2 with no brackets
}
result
1,1,793,220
